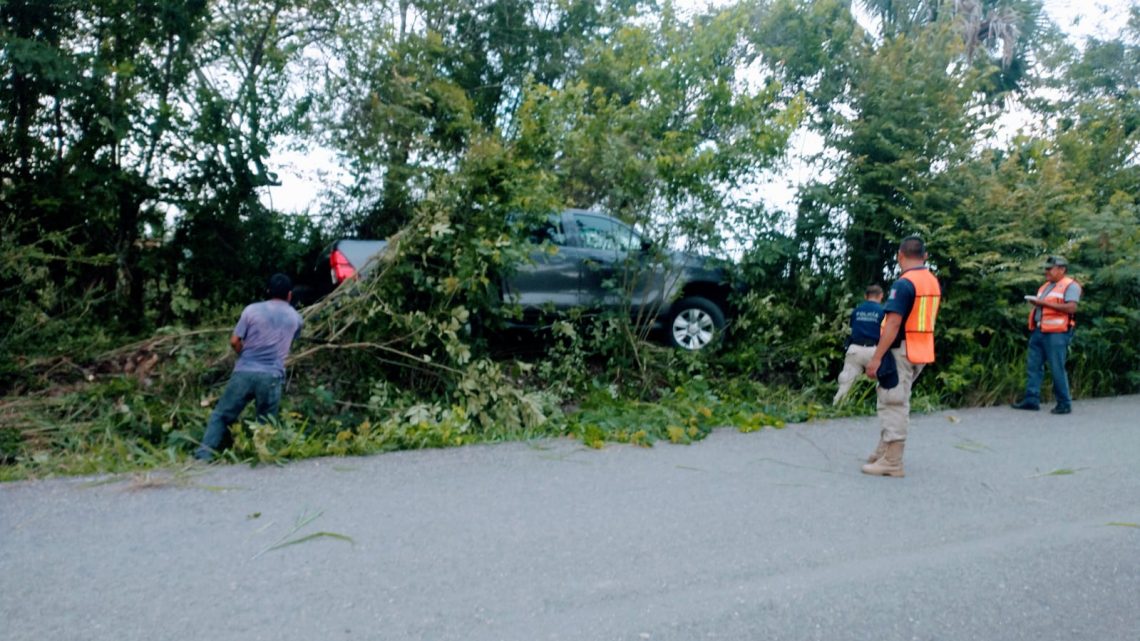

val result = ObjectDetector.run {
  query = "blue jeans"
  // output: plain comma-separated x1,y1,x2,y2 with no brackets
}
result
195,371,283,460
1023,329,1073,408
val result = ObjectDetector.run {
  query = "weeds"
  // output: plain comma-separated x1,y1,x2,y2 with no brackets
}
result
565,378,822,448
0,357,852,480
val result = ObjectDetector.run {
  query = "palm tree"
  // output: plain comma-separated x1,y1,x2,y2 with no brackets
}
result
858,0,1047,71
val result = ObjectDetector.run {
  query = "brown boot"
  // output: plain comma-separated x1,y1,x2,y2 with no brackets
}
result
866,435,887,464
862,441,905,477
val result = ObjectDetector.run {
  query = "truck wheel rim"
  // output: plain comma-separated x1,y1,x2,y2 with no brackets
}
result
672,309,715,350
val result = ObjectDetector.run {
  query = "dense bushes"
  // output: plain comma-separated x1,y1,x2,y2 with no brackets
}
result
2,1,1138,478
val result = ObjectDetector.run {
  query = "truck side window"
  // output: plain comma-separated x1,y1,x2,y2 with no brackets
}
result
528,216,565,245
575,214,639,251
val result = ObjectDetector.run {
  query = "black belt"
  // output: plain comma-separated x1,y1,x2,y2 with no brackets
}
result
851,339,878,347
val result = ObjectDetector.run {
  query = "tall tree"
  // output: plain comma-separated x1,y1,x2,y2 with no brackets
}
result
324,0,646,237
0,0,208,332
753,0,1051,284
517,0,803,248
171,0,335,305
859,0,1049,92
835,24,986,284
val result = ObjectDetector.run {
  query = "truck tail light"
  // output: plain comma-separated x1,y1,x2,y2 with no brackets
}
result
330,248,356,284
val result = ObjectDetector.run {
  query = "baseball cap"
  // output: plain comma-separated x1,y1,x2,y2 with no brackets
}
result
876,350,899,390
1043,256,1068,268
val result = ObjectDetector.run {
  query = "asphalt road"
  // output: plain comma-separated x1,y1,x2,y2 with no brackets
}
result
3,395,1138,641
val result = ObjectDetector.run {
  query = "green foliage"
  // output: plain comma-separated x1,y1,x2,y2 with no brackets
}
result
567,378,792,448
516,4,804,249
3,1,1140,481
723,286,848,386
749,0,861,113
745,0,1140,410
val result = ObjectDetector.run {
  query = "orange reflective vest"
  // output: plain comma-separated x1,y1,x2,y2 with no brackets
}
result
1028,276,1077,333
900,268,941,364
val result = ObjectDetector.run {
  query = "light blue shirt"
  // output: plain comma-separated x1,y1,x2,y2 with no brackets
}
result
232,300,303,377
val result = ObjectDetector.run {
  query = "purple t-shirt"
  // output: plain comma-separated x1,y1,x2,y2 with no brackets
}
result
232,300,304,377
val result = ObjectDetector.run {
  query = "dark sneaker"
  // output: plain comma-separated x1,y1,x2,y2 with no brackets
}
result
1010,399,1040,411
1050,405,1072,415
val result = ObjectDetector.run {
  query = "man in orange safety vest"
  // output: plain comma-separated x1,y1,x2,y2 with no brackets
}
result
862,236,941,478
1011,255,1081,415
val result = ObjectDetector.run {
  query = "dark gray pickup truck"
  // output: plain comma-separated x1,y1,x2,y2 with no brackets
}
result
329,209,734,350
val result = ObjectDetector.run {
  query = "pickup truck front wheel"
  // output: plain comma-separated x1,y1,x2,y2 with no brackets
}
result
666,296,725,351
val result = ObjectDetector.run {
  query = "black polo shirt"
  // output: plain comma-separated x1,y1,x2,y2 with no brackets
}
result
849,300,885,346
884,267,940,349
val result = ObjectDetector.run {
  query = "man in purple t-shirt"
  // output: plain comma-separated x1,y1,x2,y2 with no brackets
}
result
195,274,304,461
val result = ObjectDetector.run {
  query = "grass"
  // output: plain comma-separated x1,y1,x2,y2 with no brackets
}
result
2,343,974,482
251,509,354,560
1027,467,1088,478
0,379,875,481
9,370,1121,483
953,439,991,453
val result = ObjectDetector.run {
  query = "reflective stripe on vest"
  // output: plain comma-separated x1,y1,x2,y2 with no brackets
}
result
1028,276,1076,333
901,268,941,364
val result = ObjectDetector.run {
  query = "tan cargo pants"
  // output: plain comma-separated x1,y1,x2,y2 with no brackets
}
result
834,344,877,404
877,342,925,443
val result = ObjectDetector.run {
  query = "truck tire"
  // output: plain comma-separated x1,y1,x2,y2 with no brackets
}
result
666,296,725,351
